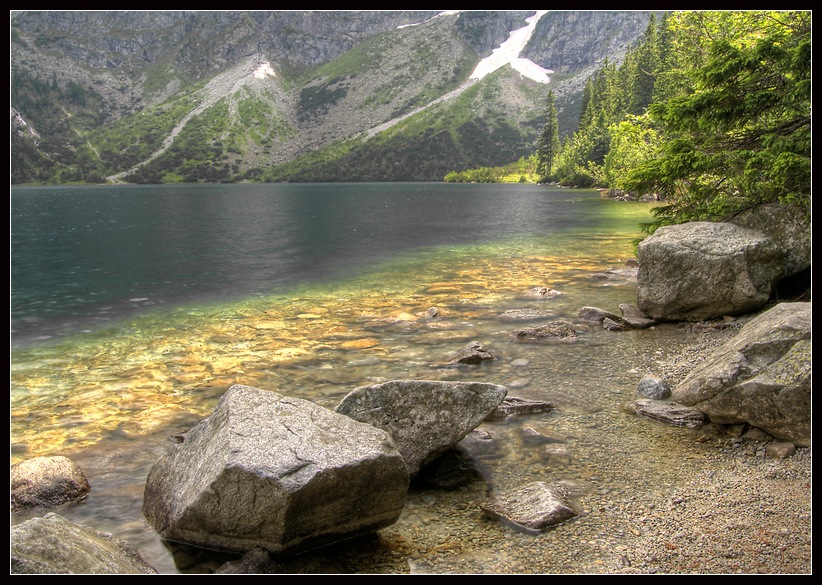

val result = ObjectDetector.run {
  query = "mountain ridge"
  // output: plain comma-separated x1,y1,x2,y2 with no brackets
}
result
10,10,659,184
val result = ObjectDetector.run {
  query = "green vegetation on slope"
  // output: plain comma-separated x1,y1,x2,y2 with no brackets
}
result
448,10,811,235
260,67,542,182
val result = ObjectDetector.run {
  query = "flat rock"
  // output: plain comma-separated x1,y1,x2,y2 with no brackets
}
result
486,396,556,420
509,320,577,342
632,399,707,428
480,481,578,533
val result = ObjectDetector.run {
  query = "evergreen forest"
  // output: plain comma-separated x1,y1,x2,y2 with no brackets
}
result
447,11,811,234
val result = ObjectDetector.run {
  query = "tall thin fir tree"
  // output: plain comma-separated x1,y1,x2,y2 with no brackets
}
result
536,90,559,182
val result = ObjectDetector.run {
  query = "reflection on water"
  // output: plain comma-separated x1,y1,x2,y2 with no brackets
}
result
12,186,714,574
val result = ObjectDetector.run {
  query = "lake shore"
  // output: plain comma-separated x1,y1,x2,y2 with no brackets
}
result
605,317,812,574
213,314,812,575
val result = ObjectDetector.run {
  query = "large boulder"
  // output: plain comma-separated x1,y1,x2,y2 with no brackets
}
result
335,380,507,476
142,384,409,557
636,221,785,321
729,203,810,278
11,513,158,574
11,455,91,513
672,302,811,446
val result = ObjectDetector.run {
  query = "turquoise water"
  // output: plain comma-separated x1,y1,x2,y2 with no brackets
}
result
12,182,683,573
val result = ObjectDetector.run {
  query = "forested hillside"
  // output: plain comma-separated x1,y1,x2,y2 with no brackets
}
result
453,11,811,233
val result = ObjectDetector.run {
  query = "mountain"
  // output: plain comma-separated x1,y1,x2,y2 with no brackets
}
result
10,10,658,184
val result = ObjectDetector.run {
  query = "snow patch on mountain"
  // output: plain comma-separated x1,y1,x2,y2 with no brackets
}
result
470,11,552,84
254,61,276,79
396,10,551,84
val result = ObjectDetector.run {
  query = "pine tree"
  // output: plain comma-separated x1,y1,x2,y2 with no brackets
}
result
536,90,559,181
628,13,660,114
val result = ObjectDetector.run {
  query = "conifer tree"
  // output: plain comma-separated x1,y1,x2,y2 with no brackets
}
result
628,13,660,114
625,10,811,231
536,90,559,181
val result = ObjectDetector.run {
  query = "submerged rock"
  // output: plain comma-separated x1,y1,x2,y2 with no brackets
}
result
11,513,157,574
498,308,555,322
11,456,91,513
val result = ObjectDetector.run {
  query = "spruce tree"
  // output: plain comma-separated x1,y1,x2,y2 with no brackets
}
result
536,90,559,181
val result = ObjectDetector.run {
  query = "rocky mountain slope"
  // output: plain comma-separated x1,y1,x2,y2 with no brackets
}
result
10,10,658,184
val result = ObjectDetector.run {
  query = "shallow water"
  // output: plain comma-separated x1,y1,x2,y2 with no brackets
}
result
10,183,720,574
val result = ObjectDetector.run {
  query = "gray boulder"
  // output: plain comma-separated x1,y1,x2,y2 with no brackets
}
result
142,384,409,556
11,455,91,513
636,221,785,321
729,203,810,278
672,302,811,446
11,513,158,574
335,379,507,476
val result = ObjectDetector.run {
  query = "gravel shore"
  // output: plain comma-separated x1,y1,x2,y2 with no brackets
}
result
222,315,813,575
609,317,812,574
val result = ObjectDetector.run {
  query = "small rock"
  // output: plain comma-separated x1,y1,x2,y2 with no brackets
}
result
431,340,495,367
11,456,91,513
510,320,577,343
480,481,578,533
636,375,672,400
486,396,556,420
765,442,797,459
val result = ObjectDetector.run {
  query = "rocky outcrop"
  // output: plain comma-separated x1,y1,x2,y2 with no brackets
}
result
334,379,507,476
636,222,786,321
142,384,409,556
11,11,657,185
672,302,811,446
11,455,91,513
11,513,157,574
